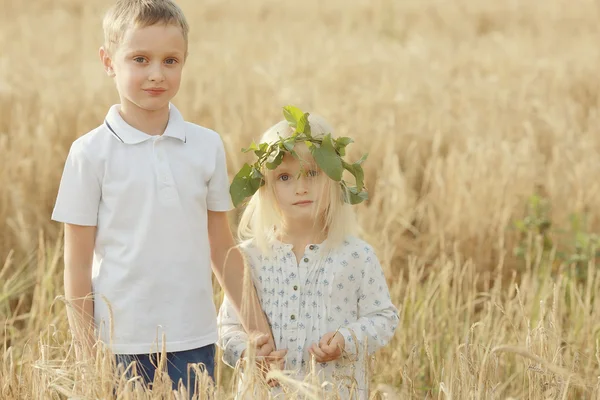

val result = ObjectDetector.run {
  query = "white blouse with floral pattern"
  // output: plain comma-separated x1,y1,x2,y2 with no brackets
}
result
217,235,399,399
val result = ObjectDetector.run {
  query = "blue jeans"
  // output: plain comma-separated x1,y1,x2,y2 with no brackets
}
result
115,344,215,392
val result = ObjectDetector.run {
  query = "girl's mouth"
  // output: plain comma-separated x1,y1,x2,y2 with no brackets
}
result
293,200,313,206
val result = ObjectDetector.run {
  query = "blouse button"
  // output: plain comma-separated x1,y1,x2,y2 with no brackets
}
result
309,245,315,250
291,314,296,321
293,285,298,291
303,257,309,263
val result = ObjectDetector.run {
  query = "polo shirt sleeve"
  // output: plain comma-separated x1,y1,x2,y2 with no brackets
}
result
207,136,234,212
51,141,101,226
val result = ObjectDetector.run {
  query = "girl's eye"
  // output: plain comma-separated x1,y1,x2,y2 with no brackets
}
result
165,58,178,65
278,174,290,182
307,170,319,177
133,57,146,63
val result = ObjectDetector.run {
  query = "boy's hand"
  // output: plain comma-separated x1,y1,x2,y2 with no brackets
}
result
309,331,345,362
241,335,287,386
241,333,273,359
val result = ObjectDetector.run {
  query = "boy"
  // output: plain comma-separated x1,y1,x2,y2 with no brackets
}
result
51,0,276,392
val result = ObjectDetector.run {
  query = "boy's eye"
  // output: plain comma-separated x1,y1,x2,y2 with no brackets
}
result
307,170,319,177
133,57,146,63
165,58,178,65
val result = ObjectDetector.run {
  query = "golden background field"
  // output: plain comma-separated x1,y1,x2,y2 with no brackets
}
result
3,0,600,398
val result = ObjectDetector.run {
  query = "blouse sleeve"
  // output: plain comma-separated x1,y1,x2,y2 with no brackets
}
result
338,247,399,357
216,295,249,368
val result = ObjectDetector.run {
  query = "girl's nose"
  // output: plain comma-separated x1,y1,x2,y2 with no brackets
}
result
295,177,308,195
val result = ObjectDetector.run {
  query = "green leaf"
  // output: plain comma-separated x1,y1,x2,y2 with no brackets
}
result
230,163,263,207
266,149,284,169
297,113,311,136
309,134,343,182
255,142,269,157
352,155,366,190
335,137,353,156
344,185,369,205
242,141,259,153
514,220,525,231
282,137,296,152
353,164,365,191
251,167,264,180
351,191,369,204
342,160,365,191
283,105,305,128
245,142,269,158
355,153,368,165
336,137,353,147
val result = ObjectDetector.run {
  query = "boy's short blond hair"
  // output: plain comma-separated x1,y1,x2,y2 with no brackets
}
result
103,0,189,54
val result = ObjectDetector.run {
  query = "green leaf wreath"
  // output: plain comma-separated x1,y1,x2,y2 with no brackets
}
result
229,105,369,207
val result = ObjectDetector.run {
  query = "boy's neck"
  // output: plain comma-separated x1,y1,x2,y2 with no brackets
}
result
119,101,170,136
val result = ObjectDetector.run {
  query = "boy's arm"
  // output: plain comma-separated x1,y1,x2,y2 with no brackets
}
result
207,211,275,348
50,139,101,360
64,223,96,360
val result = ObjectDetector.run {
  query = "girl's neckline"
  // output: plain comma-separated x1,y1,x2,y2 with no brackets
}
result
271,237,329,250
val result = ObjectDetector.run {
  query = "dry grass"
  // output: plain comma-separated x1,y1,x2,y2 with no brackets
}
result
2,0,600,398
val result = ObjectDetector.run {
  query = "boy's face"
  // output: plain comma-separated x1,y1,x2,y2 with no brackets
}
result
100,23,186,114
271,151,329,224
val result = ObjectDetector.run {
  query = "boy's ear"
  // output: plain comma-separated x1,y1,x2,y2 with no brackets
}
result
99,46,115,77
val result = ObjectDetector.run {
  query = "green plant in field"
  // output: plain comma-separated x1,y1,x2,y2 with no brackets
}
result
229,105,369,207
512,194,554,260
513,194,600,282
555,213,600,282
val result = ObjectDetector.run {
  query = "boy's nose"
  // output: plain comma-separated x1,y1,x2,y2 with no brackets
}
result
148,64,165,82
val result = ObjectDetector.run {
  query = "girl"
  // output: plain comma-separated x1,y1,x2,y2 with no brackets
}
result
217,112,399,399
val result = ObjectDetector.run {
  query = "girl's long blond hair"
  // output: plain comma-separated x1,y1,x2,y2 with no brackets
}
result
237,114,358,254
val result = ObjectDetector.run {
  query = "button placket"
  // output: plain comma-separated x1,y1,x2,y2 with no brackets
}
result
302,244,318,265
288,250,301,329
292,248,312,362
297,245,316,362
153,138,177,202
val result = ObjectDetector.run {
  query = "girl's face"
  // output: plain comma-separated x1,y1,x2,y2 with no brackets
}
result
270,152,329,226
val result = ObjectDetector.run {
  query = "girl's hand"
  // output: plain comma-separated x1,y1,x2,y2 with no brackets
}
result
264,349,287,387
309,331,345,362
241,335,287,386
265,349,287,371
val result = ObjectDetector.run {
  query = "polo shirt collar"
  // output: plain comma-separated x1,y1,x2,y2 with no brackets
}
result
104,103,187,144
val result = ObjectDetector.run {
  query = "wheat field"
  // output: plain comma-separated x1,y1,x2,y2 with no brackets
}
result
3,0,600,398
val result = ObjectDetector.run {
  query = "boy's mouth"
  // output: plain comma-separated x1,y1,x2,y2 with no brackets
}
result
144,88,167,95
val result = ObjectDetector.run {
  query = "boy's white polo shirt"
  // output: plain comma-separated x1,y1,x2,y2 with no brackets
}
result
51,103,233,354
